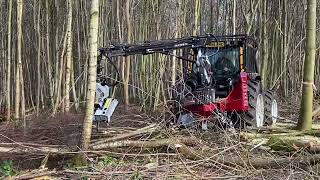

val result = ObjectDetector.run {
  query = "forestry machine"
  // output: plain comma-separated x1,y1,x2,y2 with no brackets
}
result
93,34,279,129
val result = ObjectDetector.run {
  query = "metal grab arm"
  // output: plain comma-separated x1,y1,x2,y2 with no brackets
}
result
98,34,220,58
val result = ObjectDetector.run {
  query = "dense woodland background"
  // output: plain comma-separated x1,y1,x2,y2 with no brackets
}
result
0,0,319,121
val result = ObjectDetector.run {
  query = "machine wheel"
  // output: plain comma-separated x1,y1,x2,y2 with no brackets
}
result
241,80,265,127
263,90,278,126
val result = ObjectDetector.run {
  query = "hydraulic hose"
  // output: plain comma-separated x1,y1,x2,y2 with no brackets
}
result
97,51,121,87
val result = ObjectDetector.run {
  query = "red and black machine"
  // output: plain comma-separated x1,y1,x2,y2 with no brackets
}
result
97,34,279,129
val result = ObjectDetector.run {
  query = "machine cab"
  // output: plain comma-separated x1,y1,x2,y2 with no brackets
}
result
186,37,258,98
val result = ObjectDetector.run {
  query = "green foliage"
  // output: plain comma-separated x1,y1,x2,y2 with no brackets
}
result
97,156,123,167
70,154,88,169
100,156,117,166
65,154,91,171
266,136,296,152
80,176,89,180
171,176,184,180
0,160,16,177
136,159,145,165
130,171,143,180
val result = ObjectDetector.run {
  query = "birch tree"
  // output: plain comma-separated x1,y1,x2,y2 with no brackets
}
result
232,0,237,34
260,0,268,87
124,0,132,109
77,0,99,164
65,0,73,112
15,0,23,120
193,0,201,35
297,0,317,131
6,0,12,120
36,1,41,116
171,0,182,87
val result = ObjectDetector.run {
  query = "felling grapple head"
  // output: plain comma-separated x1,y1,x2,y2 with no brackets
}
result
93,82,118,123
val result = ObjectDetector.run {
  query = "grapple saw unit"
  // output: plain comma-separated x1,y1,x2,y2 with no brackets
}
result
94,34,279,129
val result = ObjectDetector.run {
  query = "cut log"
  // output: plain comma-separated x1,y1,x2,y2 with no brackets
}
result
223,154,320,169
91,124,158,146
275,122,320,130
0,143,71,154
241,128,320,141
240,131,303,141
171,142,320,169
266,136,320,152
91,137,198,150
12,169,56,180
241,131,320,153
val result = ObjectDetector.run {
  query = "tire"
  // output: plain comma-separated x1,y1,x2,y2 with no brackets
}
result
240,80,265,127
263,90,278,126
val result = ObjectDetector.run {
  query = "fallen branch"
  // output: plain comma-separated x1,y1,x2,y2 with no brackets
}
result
275,122,320,130
91,124,158,146
266,135,320,152
0,143,71,154
91,137,198,150
224,154,320,169
89,150,177,158
173,142,320,169
241,130,320,153
12,169,56,180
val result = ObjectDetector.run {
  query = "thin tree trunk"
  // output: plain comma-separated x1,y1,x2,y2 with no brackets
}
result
46,1,54,107
124,0,132,109
6,0,12,121
78,0,99,164
224,1,228,34
53,33,67,115
232,0,236,34
282,0,288,97
171,0,181,88
46,0,54,109
15,0,23,120
193,0,200,35
20,63,25,127
297,0,317,131
36,1,41,116
116,0,124,106
261,0,268,87
65,0,73,112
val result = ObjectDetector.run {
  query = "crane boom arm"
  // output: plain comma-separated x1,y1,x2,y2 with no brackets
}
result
98,35,220,58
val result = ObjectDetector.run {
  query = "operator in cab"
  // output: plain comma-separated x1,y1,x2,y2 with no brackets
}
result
213,56,237,74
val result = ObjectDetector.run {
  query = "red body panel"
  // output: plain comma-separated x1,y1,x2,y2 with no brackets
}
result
224,72,249,111
183,72,249,118
184,103,217,117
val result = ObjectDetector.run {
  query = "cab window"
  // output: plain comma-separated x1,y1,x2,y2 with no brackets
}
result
245,47,257,73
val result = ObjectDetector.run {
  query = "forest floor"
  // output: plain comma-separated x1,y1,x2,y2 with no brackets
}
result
0,100,320,179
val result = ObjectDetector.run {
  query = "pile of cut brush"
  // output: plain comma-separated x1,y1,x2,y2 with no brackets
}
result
1,107,320,179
